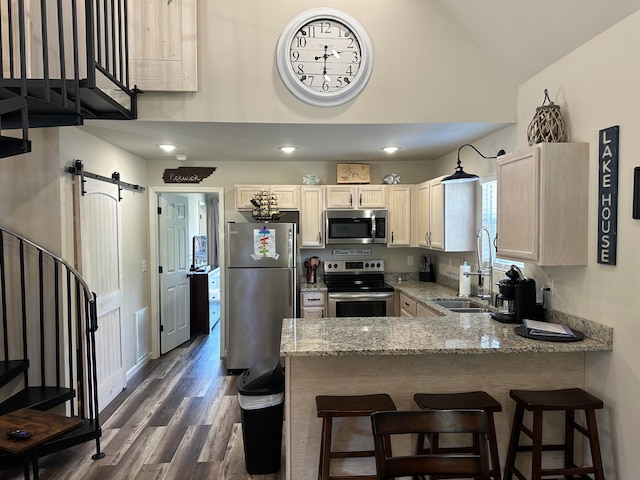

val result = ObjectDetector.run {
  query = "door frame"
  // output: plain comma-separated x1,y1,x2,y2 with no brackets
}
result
148,186,225,359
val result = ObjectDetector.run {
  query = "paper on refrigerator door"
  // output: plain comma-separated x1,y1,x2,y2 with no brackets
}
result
251,225,280,260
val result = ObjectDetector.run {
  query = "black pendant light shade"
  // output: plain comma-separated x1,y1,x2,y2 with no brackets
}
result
441,144,506,183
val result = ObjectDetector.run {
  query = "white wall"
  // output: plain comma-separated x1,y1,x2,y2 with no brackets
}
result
136,0,516,125
510,12,640,479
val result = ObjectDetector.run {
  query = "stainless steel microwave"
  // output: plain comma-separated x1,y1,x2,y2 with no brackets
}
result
325,210,387,245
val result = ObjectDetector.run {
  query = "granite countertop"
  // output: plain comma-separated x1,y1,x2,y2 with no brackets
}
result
285,280,613,357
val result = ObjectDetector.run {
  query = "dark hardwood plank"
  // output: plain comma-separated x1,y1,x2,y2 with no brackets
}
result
0,324,285,480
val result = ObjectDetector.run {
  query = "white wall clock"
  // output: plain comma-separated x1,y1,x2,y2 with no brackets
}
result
276,8,373,107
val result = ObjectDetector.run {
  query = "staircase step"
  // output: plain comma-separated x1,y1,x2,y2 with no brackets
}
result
0,360,29,388
0,136,31,158
0,387,75,416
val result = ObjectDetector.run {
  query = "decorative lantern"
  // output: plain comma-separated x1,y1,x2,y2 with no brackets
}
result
526,89,567,145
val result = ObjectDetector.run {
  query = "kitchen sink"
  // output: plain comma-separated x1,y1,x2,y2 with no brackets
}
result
433,299,488,313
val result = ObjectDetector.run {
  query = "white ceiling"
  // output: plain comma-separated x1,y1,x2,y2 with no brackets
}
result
80,1,640,163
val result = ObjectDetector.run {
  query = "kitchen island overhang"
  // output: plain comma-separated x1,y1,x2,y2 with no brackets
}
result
280,313,612,480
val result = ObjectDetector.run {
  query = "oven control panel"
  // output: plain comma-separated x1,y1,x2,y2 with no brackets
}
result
324,259,385,273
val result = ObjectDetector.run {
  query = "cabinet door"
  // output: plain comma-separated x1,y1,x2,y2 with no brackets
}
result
271,185,300,210
429,180,445,250
496,148,540,262
357,186,387,208
388,186,412,246
399,293,417,316
129,0,197,92
235,185,268,211
417,181,431,247
416,302,440,317
325,186,356,209
300,187,325,248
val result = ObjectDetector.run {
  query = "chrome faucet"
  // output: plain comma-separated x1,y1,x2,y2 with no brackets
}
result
464,226,493,305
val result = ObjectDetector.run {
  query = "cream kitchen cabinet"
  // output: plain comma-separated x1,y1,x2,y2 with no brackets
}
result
324,185,387,209
300,186,324,248
301,291,327,318
399,292,417,316
496,142,588,265
387,185,414,246
398,292,440,317
235,185,300,211
417,176,475,251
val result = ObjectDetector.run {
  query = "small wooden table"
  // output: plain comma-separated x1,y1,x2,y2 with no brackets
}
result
0,408,82,479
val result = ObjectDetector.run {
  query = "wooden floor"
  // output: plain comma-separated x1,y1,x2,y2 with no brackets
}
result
0,323,285,480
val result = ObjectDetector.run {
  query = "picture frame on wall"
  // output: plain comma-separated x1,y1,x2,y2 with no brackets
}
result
337,163,371,184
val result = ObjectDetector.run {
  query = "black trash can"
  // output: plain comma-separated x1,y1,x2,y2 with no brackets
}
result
237,356,285,474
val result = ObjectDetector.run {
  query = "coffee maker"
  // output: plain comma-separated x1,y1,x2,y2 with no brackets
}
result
491,266,542,323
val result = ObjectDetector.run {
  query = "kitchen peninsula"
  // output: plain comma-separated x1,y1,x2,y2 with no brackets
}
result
281,282,612,479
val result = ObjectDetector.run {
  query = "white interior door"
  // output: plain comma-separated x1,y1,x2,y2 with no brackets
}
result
74,179,125,412
158,193,190,354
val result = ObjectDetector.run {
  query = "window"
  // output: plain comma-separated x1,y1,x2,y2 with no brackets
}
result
480,176,524,271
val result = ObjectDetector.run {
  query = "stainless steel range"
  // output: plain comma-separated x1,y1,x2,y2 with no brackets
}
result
324,260,394,317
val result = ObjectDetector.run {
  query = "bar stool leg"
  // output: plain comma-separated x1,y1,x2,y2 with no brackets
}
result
585,408,606,480
565,409,576,475
531,410,543,480
319,417,332,480
486,412,501,480
503,402,525,480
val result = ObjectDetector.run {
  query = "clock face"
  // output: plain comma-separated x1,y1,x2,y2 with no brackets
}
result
276,9,373,107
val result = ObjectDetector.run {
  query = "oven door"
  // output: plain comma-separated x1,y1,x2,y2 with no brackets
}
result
327,291,394,317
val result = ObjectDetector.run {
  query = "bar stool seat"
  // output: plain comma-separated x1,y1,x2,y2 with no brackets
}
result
503,387,605,480
316,394,397,480
413,391,502,480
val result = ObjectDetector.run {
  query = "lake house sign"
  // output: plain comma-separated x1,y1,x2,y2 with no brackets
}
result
597,126,619,265
162,166,216,184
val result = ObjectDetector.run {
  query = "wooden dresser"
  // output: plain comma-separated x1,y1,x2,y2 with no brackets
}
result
189,266,221,335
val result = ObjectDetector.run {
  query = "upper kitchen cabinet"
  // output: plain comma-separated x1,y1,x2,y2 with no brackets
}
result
496,143,589,265
387,185,414,247
325,185,387,209
417,177,475,252
129,0,197,91
235,185,300,211
300,186,324,248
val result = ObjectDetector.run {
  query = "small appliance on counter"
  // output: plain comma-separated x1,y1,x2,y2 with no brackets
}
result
491,265,544,324
419,256,435,282
304,256,321,284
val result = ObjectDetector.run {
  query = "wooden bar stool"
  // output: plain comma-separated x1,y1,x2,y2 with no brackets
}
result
316,394,397,480
413,391,502,480
503,388,606,480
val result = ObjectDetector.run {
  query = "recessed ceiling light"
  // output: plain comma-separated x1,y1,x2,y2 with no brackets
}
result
157,144,177,153
382,146,400,154
279,146,297,154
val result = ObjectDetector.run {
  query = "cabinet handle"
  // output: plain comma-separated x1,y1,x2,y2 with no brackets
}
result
359,193,363,206
404,302,410,307
318,232,322,243
349,194,353,206
391,231,394,242
307,298,322,302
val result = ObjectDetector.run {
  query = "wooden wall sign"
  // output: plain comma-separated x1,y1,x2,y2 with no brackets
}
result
597,126,619,265
162,166,216,184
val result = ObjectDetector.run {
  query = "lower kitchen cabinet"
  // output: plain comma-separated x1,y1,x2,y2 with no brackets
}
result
398,292,440,317
189,266,220,335
301,291,327,318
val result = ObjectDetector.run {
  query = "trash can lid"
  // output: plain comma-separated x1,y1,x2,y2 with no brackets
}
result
237,356,285,396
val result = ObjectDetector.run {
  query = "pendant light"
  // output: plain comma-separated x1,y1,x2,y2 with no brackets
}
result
441,144,506,183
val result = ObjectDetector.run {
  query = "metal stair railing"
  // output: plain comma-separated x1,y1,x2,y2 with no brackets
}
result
0,225,102,459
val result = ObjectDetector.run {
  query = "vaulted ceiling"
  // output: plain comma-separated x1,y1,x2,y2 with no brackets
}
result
80,1,640,163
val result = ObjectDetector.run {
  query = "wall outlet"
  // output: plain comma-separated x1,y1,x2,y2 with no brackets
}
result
407,255,414,266
141,260,147,273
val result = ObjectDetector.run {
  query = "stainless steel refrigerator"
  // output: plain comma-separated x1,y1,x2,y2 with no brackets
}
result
225,222,296,371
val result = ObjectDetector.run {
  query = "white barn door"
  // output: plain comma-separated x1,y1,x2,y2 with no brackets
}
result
158,193,190,354
74,179,125,412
